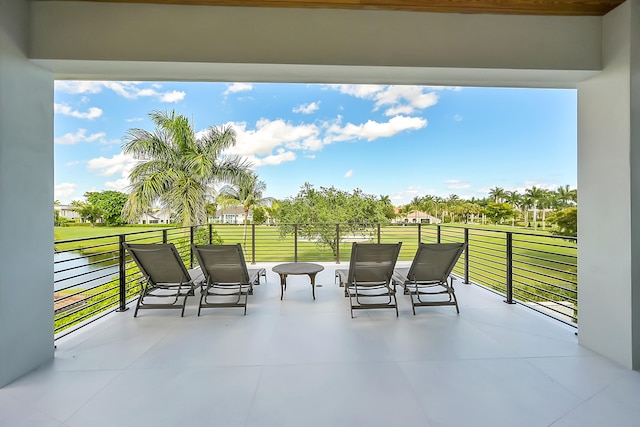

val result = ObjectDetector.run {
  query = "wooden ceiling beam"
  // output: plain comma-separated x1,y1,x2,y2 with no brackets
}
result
75,0,625,16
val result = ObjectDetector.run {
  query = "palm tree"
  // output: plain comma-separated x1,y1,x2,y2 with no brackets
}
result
122,110,251,226
217,172,273,243
489,187,507,203
525,186,545,229
557,185,577,209
504,190,521,226
409,196,422,223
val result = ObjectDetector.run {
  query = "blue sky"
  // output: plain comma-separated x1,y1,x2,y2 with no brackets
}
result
54,82,577,205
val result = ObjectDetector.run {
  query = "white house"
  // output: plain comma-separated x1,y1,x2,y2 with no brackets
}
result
214,207,252,224
54,204,80,222
137,208,173,225
392,210,441,225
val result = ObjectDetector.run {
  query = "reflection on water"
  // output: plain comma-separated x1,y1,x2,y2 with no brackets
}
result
54,251,120,292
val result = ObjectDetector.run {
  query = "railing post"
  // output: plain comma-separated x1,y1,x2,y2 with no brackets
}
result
116,235,128,312
294,224,298,263
336,223,340,264
418,223,422,244
377,223,381,244
437,225,441,243
190,226,195,268
505,232,515,304
251,223,256,265
162,229,168,244
208,223,213,244
464,227,470,284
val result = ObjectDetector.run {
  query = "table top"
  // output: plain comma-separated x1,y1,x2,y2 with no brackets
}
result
272,262,325,275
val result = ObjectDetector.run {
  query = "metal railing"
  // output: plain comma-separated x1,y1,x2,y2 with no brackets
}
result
53,223,577,338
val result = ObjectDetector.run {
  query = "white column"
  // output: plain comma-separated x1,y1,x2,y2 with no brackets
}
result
577,0,640,370
0,0,55,386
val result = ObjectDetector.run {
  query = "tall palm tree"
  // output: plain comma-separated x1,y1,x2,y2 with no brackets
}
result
525,186,545,229
217,172,273,243
489,186,506,203
504,190,521,226
122,110,251,226
409,196,422,223
557,185,577,209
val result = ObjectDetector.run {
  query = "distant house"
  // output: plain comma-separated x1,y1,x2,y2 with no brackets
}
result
138,208,173,224
54,204,81,222
392,210,441,225
213,207,252,224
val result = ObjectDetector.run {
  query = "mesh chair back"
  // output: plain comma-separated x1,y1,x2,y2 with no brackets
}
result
348,242,402,284
407,243,465,283
124,243,191,284
193,244,250,284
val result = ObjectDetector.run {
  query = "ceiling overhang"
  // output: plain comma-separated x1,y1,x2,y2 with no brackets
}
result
66,0,625,16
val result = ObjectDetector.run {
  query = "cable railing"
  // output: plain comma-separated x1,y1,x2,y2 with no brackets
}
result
53,223,577,338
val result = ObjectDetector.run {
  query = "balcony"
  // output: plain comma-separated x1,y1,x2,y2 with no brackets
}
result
3,260,640,426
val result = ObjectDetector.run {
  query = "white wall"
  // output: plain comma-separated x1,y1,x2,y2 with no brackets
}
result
630,0,640,370
30,1,601,87
0,0,55,386
577,0,639,369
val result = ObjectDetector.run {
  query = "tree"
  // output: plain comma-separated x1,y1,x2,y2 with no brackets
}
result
379,195,396,220
547,207,577,237
75,202,103,227
525,186,545,229
504,190,522,226
217,172,273,243
484,202,515,225
85,191,129,226
252,206,267,224
489,187,506,203
122,110,251,226
275,184,391,255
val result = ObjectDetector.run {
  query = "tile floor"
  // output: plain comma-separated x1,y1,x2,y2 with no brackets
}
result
1,262,639,427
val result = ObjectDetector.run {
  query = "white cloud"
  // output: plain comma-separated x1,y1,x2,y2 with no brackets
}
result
224,83,253,95
329,84,440,116
374,86,439,116
55,183,77,201
454,114,463,122
225,119,323,158
126,117,144,122
54,104,103,120
55,81,185,103
305,154,316,159
389,186,431,205
64,161,81,167
104,178,130,191
325,115,427,143
159,91,186,103
344,169,353,178
87,152,138,177
293,102,320,114
55,81,103,94
55,129,106,145
247,149,297,167
329,84,385,99
446,179,471,190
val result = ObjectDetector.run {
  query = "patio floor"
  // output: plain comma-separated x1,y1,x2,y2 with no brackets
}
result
2,262,640,427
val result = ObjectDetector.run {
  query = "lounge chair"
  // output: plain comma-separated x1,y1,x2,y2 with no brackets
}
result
393,242,466,315
123,243,199,317
192,244,265,315
335,242,402,317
